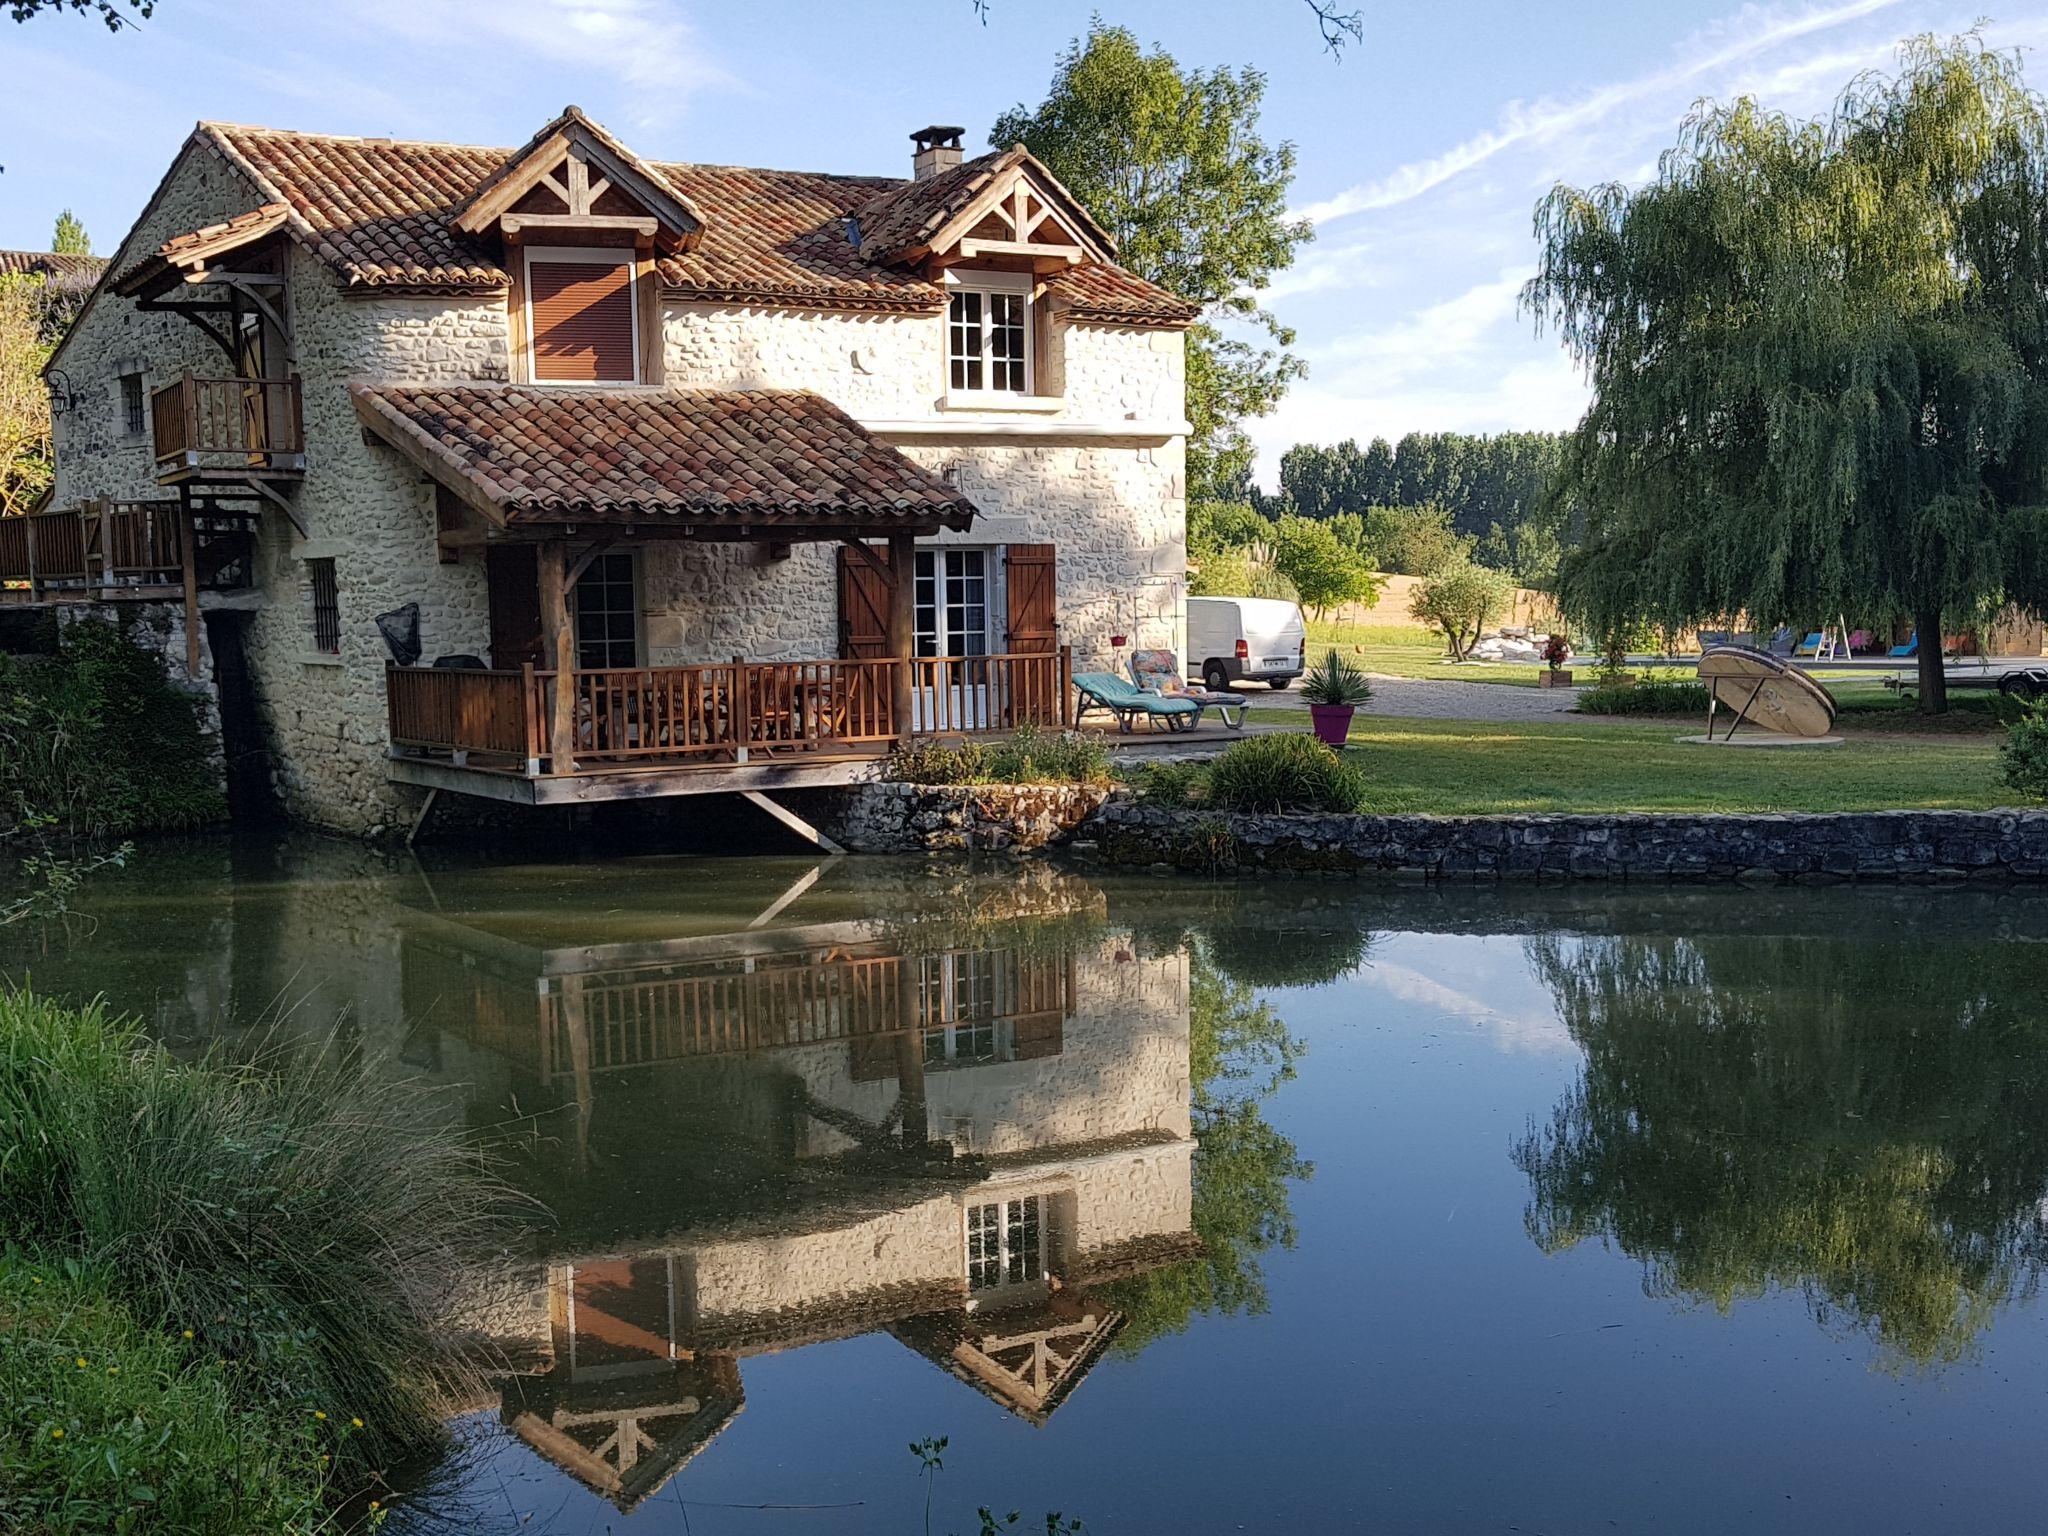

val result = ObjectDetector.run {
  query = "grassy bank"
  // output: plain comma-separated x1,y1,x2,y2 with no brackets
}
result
1213,712,2013,814
0,990,511,1531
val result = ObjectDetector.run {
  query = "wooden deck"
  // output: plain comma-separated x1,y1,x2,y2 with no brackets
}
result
385,649,1074,802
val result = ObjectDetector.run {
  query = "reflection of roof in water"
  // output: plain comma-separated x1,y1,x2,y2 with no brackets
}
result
500,1356,744,1514
891,1289,1128,1427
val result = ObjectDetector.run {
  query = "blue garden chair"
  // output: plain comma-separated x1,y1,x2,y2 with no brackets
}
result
1073,672,1200,733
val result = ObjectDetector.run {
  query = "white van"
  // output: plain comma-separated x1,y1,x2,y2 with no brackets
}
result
1186,596,1307,691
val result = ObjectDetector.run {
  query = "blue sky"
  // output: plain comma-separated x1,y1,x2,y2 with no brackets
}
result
5,0,2046,484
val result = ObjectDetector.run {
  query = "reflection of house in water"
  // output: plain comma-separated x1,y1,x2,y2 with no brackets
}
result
399,874,1196,1512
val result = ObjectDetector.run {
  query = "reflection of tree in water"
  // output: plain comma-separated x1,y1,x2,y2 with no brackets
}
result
1101,942,1312,1351
1517,932,2048,1366
1201,919,1374,990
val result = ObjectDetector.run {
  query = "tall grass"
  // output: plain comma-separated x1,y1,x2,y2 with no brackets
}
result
0,988,520,1479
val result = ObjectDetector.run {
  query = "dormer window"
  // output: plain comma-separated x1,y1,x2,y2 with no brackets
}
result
946,270,1033,397
526,248,638,384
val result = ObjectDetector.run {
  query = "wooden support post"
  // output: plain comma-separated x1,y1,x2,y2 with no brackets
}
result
178,493,201,677
97,498,114,590
887,531,917,738
894,961,928,1152
538,541,577,774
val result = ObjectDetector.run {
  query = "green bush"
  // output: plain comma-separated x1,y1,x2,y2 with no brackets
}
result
1206,733,1366,814
1576,678,1712,715
0,988,517,1489
0,1250,337,1534
2000,706,2048,802
888,724,1109,787
1138,760,1209,808
0,617,226,840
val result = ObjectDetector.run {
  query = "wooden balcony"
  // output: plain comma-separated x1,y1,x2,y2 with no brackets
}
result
0,500,253,603
385,649,1074,804
151,372,306,484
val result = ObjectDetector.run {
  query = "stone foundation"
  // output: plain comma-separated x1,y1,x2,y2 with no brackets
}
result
810,781,1118,853
1079,802,2048,883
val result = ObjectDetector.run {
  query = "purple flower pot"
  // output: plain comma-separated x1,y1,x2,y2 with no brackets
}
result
1309,704,1355,747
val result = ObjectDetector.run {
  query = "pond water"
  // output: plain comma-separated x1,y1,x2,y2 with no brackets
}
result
6,838,2048,1534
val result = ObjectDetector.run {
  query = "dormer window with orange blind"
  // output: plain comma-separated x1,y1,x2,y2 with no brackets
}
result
526,248,638,384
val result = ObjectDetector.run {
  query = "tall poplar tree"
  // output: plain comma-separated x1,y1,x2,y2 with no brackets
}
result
1529,36,2048,711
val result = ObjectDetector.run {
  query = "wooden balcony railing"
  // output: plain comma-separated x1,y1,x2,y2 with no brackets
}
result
150,372,305,476
386,649,1074,775
0,500,248,596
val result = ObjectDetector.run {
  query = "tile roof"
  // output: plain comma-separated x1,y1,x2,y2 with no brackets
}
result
195,122,1191,323
113,203,291,295
0,249,106,293
351,383,980,530
853,145,1116,265
1045,262,1201,326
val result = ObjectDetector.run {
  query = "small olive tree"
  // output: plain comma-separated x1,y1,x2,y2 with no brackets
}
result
1409,558,1515,660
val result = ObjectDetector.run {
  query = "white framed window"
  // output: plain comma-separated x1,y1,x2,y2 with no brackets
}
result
921,951,1004,1066
967,1195,1045,1292
525,246,640,385
945,269,1033,397
572,549,640,669
915,548,991,657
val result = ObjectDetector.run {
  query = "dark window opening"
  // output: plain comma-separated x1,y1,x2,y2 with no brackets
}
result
308,559,340,654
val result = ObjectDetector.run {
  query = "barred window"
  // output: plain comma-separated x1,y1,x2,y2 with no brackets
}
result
308,559,340,654
120,373,146,438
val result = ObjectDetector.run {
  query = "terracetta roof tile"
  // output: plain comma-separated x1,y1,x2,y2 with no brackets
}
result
196,122,1192,324
351,383,979,529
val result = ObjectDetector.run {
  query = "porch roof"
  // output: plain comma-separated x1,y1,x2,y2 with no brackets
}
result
351,382,977,534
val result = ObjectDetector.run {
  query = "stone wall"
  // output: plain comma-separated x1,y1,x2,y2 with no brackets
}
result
812,780,1118,853
1081,802,2048,882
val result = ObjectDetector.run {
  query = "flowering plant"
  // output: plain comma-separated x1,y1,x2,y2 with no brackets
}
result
1541,634,1573,671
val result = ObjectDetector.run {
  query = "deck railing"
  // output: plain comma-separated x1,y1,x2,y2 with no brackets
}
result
150,373,305,473
386,648,1074,775
0,500,223,594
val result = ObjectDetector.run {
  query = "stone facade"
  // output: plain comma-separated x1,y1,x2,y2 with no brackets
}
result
48,142,1187,836
1082,802,2048,883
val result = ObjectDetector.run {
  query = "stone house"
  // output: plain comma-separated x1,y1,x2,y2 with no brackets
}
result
31,108,1194,834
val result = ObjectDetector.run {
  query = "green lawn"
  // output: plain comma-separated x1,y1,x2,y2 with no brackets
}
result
1234,710,2013,814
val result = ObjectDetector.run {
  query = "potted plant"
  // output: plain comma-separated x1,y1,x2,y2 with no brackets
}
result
1540,633,1574,688
1301,648,1372,746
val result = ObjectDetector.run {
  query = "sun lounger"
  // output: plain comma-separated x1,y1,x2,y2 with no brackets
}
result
1074,672,1200,733
1794,631,1824,657
1889,632,1918,658
1129,648,1246,729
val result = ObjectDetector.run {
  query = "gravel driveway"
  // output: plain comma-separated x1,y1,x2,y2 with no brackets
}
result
1258,673,1594,722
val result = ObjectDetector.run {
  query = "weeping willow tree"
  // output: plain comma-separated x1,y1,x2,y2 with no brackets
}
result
1516,930,2048,1367
1527,35,2048,711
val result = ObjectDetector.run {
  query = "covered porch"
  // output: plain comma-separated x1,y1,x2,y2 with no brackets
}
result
356,382,1072,805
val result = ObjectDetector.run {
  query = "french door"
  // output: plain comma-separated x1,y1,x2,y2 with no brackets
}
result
914,548,993,730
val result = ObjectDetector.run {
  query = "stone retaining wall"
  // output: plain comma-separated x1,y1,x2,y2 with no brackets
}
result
1078,802,2048,882
811,781,1117,854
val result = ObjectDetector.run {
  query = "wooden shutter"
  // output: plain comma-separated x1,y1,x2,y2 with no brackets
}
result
529,256,635,382
838,544,892,659
1004,544,1057,653
486,544,544,670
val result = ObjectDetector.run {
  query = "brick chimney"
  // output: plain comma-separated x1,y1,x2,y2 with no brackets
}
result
911,125,965,181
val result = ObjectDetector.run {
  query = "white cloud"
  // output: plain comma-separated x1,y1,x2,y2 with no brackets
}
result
335,0,736,133
1298,0,1908,225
